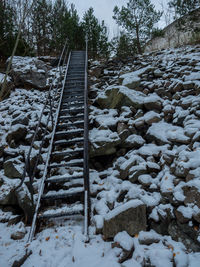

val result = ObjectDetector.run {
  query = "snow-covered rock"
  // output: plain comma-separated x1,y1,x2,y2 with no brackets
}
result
9,56,49,89
103,200,146,239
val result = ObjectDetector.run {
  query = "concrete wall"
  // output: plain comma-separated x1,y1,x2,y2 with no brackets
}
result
145,8,200,52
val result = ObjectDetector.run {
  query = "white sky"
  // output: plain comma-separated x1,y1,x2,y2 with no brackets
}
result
70,0,171,38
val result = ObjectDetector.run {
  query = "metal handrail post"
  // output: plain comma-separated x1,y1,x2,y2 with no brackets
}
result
83,34,90,239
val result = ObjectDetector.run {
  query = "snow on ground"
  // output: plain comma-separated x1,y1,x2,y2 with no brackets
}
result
1,216,200,267
2,45,200,266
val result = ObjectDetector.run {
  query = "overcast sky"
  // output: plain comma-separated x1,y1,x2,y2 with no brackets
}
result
70,0,170,38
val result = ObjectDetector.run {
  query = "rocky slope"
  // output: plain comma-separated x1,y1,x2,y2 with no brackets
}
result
1,46,200,266
88,45,200,253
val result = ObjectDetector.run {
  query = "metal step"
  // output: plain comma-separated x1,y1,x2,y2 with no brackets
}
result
61,102,84,109
59,108,84,115
38,204,84,219
55,129,84,139
60,107,84,115
57,121,84,130
62,96,84,103
48,159,84,169
45,174,83,183
52,148,84,158
59,114,84,121
62,96,84,102
41,187,84,200
63,91,84,96
54,137,84,146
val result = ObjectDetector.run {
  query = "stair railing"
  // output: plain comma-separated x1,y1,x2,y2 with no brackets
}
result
28,51,72,242
83,35,90,239
14,40,69,205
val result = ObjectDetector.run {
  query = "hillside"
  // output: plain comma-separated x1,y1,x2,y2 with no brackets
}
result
1,45,200,266
146,8,200,52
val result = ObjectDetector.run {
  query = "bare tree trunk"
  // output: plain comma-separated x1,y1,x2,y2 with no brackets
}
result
135,25,142,54
0,0,33,101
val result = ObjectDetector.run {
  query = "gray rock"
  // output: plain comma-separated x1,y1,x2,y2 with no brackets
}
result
0,146,4,158
168,221,200,252
11,231,26,240
144,96,162,112
175,209,190,224
89,128,121,157
96,86,144,110
122,134,145,149
129,164,147,183
12,115,29,126
0,180,17,205
15,185,34,223
10,56,48,90
183,186,200,208
103,200,146,239
117,122,128,135
144,111,161,125
154,69,164,78
4,160,23,179
0,73,15,97
6,124,27,147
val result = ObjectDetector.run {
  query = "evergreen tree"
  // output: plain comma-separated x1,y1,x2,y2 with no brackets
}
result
82,7,109,58
0,1,15,58
32,0,52,55
168,0,200,18
111,32,136,59
113,0,162,54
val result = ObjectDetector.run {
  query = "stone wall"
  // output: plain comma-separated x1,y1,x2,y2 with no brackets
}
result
145,8,200,52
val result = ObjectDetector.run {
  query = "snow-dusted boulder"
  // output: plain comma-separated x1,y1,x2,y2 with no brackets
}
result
89,128,121,157
119,66,153,90
147,121,190,145
0,73,15,95
10,56,48,89
103,200,146,239
0,177,18,206
6,124,27,147
97,85,144,109
15,184,34,223
4,159,23,179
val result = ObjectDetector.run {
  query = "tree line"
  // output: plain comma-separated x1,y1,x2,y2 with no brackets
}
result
0,0,200,61
0,0,109,60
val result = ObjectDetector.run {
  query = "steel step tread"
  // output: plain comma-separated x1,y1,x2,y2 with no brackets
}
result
56,128,84,135
52,148,84,157
59,114,84,120
41,187,84,200
60,107,84,113
62,95,84,102
48,159,84,169
61,103,84,109
38,203,84,219
45,174,83,183
57,121,84,128
54,137,84,146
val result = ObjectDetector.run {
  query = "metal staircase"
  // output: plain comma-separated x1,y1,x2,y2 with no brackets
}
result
22,42,90,242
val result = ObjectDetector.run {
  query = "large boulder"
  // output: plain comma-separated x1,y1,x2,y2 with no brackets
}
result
147,122,190,145
89,128,121,157
0,73,15,96
9,56,48,90
4,160,23,179
103,200,146,239
15,184,34,223
6,124,27,147
119,66,153,90
0,178,18,205
96,86,144,109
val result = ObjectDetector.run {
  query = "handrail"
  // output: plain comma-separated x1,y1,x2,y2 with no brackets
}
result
28,51,72,242
83,35,90,239
14,40,69,204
